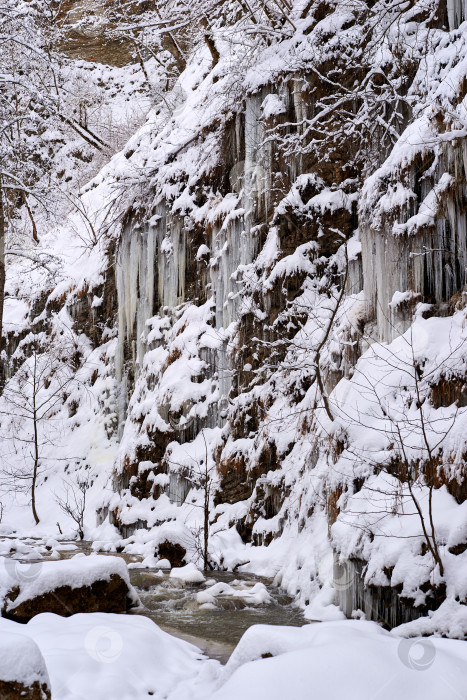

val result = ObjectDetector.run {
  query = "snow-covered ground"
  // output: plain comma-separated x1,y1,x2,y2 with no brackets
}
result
0,612,217,699
1,613,466,700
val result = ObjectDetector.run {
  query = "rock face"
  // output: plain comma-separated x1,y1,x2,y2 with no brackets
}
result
4,573,135,623
334,558,443,629
93,0,467,628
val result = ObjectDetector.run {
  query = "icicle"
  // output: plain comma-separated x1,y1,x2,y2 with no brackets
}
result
447,0,466,29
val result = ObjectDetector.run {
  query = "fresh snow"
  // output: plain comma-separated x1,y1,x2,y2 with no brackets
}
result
170,563,206,583
211,621,467,700
0,555,138,611
1,615,466,700
0,632,50,689
0,0,467,693
0,613,219,700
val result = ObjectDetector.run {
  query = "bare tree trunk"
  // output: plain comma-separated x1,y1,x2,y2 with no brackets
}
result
201,18,220,68
152,5,186,73
313,241,350,422
396,424,444,576
204,477,209,570
411,358,445,576
202,430,210,570
31,354,40,524
31,410,40,525
21,191,39,244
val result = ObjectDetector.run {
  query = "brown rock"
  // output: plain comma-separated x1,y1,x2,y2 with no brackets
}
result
449,542,467,556
0,679,51,700
4,573,135,623
157,541,187,567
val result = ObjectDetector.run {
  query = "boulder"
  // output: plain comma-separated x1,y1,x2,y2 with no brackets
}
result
0,679,51,700
0,631,51,699
156,540,186,567
1,554,139,623
170,563,205,583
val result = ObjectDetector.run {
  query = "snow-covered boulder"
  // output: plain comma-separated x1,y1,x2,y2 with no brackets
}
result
1,554,139,622
170,563,205,583
155,538,187,567
196,581,270,607
0,632,51,699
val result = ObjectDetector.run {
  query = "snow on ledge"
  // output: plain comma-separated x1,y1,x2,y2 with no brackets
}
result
260,94,286,119
388,290,420,309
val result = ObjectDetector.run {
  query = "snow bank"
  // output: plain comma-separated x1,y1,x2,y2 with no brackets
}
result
393,599,467,640
1,614,466,700
212,621,467,700
0,613,220,700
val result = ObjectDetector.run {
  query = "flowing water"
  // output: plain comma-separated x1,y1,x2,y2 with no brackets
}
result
1,538,309,664
129,569,308,663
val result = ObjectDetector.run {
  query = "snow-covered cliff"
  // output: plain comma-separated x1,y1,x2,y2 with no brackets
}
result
2,0,467,635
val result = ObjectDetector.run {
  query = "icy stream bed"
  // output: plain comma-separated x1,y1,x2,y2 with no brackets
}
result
0,537,308,664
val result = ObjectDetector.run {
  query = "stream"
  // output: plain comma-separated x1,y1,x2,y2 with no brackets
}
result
130,568,308,663
1,538,309,664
